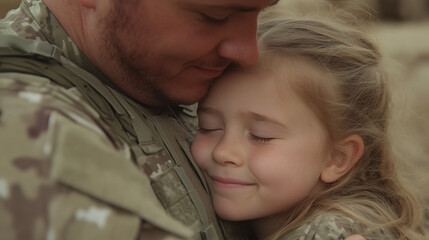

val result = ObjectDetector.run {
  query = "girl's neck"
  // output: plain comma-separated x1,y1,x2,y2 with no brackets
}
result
251,183,327,239
251,213,287,239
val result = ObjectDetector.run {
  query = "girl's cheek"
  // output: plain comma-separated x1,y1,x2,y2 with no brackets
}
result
191,136,211,167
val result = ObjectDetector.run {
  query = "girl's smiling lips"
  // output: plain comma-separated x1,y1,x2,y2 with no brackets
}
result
210,175,255,189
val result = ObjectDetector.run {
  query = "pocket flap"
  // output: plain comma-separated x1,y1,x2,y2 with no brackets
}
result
50,114,194,239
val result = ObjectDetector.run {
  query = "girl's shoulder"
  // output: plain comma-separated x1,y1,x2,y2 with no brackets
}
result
277,212,395,240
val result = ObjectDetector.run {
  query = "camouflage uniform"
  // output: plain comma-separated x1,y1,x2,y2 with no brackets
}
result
0,1,231,239
277,212,395,240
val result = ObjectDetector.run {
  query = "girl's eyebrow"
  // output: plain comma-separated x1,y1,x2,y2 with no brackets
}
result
197,107,287,129
244,111,287,128
197,106,221,115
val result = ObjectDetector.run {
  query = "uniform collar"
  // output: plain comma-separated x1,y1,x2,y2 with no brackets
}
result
12,0,110,85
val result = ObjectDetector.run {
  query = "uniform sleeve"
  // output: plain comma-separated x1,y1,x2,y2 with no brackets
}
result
0,75,193,240
277,213,396,240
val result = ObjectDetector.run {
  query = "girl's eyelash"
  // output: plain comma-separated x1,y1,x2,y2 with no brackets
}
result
250,134,273,143
197,126,273,143
197,127,210,133
197,127,221,133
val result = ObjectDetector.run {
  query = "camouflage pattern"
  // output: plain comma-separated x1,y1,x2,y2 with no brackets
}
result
277,212,396,240
0,0,93,68
0,1,227,239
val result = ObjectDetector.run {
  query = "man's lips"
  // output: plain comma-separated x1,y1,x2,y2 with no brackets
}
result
194,67,226,78
210,176,255,188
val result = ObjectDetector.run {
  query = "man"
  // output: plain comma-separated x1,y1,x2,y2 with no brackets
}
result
0,0,366,239
0,0,275,239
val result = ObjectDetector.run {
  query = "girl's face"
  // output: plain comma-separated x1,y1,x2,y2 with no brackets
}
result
191,58,332,222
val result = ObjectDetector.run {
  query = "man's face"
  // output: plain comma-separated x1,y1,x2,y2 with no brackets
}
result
90,0,277,106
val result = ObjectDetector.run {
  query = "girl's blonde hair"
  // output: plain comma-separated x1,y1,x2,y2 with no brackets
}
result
257,6,426,240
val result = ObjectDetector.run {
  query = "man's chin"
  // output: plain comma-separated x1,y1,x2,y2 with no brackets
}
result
171,92,207,106
169,85,211,105
142,91,205,107
135,82,211,106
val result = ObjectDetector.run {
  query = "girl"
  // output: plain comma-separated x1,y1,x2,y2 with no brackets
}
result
190,12,426,240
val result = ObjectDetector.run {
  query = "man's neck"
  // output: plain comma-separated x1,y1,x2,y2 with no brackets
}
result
43,0,88,57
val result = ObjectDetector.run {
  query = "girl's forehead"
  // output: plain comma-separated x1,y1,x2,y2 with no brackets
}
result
211,52,336,102
260,53,336,89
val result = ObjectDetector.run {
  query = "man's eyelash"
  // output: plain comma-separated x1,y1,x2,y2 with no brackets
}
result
201,13,230,24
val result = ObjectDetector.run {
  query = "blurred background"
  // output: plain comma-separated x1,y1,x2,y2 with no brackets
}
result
1,0,20,19
2,0,429,232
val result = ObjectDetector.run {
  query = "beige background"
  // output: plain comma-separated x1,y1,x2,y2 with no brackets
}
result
1,0,20,19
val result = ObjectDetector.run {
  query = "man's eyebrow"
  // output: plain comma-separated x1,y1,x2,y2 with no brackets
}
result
198,5,257,12
270,0,280,7
228,0,280,11
193,0,280,12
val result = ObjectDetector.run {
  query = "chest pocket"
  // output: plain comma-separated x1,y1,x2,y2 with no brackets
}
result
50,113,193,240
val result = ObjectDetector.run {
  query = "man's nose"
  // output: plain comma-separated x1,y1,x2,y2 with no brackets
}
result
212,134,245,167
217,13,259,67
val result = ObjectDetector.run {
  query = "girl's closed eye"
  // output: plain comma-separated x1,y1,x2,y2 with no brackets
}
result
197,118,223,133
196,110,223,134
249,133,274,143
197,126,222,133
248,123,284,144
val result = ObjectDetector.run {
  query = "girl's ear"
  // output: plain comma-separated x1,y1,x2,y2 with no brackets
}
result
320,134,364,183
80,0,96,9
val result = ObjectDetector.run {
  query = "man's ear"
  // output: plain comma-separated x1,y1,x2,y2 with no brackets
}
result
320,134,364,183
80,0,96,9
